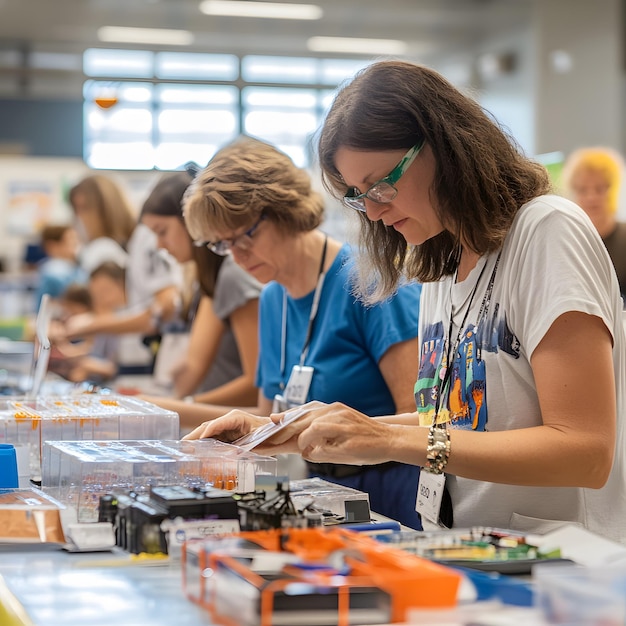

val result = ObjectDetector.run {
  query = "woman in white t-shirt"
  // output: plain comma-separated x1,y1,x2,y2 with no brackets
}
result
189,61,626,544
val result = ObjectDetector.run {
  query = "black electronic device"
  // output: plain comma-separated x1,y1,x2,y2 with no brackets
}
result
236,480,323,532
101,485,239,554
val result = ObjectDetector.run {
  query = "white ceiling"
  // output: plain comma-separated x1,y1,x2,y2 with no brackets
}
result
0,0,532,61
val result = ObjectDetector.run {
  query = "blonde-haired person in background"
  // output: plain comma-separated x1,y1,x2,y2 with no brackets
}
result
155,135,423,529
69,174,135,272
561,147,626,299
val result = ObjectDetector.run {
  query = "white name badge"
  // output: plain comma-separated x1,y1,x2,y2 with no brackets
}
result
284,365,314,406
416,471,445,526
272,394,289,414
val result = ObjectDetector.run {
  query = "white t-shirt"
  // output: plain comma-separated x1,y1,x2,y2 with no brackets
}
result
125,223,183,310
416,194,626,542
118,224,183,367
78,237,128,274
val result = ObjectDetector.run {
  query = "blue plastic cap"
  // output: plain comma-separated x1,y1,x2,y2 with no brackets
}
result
0,443,19,489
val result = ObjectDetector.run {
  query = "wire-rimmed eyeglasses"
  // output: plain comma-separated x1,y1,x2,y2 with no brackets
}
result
342,140,425,213
196,214,265,256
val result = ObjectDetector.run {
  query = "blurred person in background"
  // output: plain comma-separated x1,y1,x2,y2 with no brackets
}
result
49,262,125,384
59,174,183,373
34,224,86,311
561,147,626,299
140,171,261,405
69,174,133,273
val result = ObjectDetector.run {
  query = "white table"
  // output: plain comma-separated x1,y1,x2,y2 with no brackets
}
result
0,547,210,626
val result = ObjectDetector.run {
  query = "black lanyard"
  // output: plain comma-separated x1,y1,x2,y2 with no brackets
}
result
434,250,501,419
279,235,328,387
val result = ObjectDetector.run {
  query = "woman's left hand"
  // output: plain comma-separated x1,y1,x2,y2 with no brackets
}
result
279,402,399,466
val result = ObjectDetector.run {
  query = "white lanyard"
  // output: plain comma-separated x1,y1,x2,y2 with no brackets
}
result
278,235,328,388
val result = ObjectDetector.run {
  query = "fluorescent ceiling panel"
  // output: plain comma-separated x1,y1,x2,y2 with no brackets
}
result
98,27,194,46
307,36,408,55
199,0,323,20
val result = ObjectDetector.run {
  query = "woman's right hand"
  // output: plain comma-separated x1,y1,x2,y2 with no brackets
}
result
182,409,271,442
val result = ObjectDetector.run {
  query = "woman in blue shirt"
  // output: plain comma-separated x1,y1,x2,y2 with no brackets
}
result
168,136,422,528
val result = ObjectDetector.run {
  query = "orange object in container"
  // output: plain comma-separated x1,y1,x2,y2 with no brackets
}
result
182,527,461,625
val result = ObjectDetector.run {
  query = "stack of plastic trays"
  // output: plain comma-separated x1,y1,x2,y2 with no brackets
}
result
41,439,277,522
36,395,180,441
0,395,180,481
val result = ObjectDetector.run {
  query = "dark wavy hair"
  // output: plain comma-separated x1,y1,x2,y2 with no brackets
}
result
318,60,551,299
141,171,224,298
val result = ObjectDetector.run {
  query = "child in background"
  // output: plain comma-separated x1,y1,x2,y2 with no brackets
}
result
50,262,126,384
35,225,86,310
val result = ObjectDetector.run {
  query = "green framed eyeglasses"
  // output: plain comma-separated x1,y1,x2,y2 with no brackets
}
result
342,140,425,213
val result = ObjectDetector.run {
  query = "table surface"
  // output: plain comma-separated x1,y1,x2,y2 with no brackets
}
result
0,546,210,626
0,543,548,626
0,512,405,626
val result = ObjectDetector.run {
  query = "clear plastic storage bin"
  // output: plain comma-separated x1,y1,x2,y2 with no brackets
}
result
534,562,626,625
0,394,180,480
42,438,277,522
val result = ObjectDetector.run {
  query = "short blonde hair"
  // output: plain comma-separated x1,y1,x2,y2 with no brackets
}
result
184,136,324,243
562,147,624,214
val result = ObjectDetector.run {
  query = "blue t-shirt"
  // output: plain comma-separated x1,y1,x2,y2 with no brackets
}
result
35,258,86,310
256,244,421,415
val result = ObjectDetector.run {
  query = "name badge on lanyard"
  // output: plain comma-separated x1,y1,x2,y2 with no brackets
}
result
284,365,314,406
416,471,445,526
277,236,327,412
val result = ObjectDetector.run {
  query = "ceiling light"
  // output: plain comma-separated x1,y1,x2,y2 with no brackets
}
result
97,26,194,46
307,36,408,56
200,0,322,20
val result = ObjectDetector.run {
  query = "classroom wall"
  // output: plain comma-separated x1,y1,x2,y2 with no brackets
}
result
0,157,160,271
532,0,624,156
0,99,83,158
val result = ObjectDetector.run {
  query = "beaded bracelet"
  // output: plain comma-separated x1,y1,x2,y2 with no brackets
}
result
424,423,451,474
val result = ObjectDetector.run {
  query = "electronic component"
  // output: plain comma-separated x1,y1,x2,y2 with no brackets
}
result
289,477,371,524
106,485,240,555
235,481,309,532
375,527,565,574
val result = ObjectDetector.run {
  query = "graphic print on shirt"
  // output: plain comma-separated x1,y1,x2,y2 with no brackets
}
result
415,307,520,431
